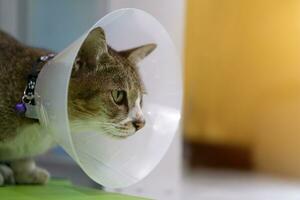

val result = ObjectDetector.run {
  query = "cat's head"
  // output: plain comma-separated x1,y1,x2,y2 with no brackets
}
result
68,27,156,138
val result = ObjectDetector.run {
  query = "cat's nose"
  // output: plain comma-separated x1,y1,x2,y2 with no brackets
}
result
132,119,145,131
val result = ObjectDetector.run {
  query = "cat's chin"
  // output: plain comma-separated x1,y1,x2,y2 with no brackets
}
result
109,131,136,139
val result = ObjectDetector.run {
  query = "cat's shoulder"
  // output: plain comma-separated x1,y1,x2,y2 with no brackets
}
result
0,30,21,47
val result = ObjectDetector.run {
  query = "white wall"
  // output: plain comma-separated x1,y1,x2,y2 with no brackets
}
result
0,0,24,40
109,0,185,57
25,0,109,51
0,0,109,51
108,1,186,199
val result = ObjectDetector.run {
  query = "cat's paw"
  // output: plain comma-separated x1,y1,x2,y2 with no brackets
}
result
0,164,15,186
14,167,49,185
0,174,3,186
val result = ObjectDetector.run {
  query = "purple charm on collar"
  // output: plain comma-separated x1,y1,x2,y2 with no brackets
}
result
15,103,26,114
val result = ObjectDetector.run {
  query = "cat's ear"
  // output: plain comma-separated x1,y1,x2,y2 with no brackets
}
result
73,27,108,73
119,43,157,63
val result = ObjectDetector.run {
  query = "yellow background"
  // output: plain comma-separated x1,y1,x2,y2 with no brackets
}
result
184,0,300,175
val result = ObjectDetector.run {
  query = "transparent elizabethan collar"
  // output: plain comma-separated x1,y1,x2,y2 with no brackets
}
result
34,8,182,188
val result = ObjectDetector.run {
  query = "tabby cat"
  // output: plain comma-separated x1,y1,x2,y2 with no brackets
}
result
0,27,156,185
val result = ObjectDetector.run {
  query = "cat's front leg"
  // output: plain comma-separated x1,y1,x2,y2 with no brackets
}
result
0,164,15,186
10,158,49,184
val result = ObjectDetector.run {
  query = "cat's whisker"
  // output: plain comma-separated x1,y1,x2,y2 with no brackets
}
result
70,120,132,137
70,120,122,131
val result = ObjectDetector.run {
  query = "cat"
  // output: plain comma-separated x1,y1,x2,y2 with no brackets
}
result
0,27,156,185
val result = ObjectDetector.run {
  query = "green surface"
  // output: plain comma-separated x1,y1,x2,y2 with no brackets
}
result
0,180,147,200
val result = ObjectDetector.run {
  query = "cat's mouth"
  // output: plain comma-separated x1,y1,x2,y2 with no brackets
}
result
109,130,136,138
108,123,142,138
101,118,146,138
69,119,142,138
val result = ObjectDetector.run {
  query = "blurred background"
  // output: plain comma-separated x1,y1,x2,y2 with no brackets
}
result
2,0,300,199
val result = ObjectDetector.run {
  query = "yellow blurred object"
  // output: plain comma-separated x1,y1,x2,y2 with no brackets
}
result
184,0,300,176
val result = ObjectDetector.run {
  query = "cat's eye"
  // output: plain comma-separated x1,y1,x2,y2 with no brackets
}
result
111,90,126,105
